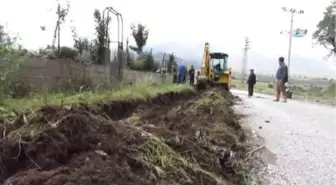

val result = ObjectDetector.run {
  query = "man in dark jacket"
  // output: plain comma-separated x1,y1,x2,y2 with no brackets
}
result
188,65,195,85
172,64,177,83
247,69,256,96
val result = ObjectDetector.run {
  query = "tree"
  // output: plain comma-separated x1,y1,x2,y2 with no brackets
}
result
143,53,155,71
74,38,89,56
167,53,176,73
51,1,71,52
130,23,149,54
71,25,89,56
0,25,6,43
93,9,111,64
0,25,25,103
313,3,336,54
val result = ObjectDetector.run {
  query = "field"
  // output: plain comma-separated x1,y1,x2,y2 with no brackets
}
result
231,78,336,105
0,82,257,185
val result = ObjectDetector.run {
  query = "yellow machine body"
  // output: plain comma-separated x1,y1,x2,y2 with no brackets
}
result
197,42,232,91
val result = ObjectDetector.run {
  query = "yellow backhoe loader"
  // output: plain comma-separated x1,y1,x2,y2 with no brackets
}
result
196,42,232,91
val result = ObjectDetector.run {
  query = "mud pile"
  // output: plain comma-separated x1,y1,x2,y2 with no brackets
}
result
0,88,247,185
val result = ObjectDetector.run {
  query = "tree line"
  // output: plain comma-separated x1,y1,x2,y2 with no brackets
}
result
37,3,178,73
313,2,336,55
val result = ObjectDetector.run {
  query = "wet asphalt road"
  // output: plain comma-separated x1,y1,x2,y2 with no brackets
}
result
231,89,336,185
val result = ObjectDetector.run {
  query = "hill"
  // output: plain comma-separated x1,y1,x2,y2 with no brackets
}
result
152,52,200,67
149,42,335,78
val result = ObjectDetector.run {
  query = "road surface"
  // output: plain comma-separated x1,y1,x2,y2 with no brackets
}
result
231,89,336,185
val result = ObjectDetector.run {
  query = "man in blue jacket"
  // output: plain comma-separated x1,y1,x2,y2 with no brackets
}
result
177,63,186,84
274,57,288,102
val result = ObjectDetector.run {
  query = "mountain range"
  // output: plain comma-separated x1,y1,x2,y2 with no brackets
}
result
146,42,335,79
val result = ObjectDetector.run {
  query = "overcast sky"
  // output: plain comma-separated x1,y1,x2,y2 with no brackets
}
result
0,0,334,61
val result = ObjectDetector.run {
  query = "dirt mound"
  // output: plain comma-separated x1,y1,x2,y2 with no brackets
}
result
0,108,150,185
132,88,247,184
0,88,248,185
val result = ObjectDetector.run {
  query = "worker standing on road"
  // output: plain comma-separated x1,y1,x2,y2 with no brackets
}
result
247,69,256,96
188,65,195,86
274,57,288,102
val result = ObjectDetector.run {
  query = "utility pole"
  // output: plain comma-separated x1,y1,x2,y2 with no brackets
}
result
52,3,61,52
126,37,129,67
282,7,304,83
241,37,250,84
160,53,167,83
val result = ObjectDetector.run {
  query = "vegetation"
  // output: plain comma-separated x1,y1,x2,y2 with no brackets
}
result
231,79,336,104
93,9,111,64
313,1,335,54
0,25,25,104
127,23,161,72
1,82,190,112
167,53,176,73
71,26,89,57
130,23,149,54
55,46,78,59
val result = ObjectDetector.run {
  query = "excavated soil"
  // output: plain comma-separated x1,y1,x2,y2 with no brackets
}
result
0,88,247,185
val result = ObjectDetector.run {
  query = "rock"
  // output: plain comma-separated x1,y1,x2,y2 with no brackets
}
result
95,150,108,156
217,148,235,170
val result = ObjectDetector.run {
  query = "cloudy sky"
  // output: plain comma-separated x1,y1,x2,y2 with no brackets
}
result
0,0,334,61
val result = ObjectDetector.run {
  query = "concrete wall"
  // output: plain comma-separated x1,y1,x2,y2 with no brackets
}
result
7,57,119,89
5,57,166,90
123,69,164,84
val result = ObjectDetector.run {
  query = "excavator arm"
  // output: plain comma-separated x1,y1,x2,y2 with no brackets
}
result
196,42,211,89
200,42,210,77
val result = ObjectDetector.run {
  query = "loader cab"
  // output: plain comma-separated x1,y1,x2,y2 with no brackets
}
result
210,53,228,73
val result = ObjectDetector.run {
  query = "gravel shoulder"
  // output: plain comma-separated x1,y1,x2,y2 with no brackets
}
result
232,89,336,185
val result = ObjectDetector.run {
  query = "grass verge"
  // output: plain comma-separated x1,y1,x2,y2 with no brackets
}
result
1,83,192,112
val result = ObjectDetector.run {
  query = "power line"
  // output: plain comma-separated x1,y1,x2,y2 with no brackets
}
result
281,7,304,84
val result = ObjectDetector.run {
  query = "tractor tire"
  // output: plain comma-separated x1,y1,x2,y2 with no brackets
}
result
223,84,230,92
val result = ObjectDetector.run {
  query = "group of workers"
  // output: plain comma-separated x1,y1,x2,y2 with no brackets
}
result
247,56,288,102
172,62,195,85
171,56,288,103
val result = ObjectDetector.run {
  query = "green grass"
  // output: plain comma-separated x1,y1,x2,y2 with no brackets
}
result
231,80,274,95
231,79,336,103
1,82,191,112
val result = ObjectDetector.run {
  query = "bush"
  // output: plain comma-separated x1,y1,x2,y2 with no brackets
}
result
130,52,160,72
9,81,32,98
0,26,25,103
324,83,335,97
56,46,79,59
143,53,155,71
130,60,145,71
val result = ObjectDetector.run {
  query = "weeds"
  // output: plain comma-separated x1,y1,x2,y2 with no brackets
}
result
1,83,191,112
236,161,259,185
133,133,227,184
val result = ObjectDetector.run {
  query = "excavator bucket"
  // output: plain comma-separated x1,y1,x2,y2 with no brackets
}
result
195,75,208,90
